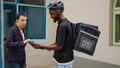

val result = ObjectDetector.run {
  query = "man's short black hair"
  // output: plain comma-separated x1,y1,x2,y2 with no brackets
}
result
16,12,27,20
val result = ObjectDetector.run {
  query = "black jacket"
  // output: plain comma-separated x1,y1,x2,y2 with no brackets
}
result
6,24,26,62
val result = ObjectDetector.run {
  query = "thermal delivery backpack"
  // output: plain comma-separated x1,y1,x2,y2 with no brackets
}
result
71,22,100,56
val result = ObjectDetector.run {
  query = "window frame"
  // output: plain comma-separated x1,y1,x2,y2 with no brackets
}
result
112,0,120,45
18,0,45,6
0,0,3,68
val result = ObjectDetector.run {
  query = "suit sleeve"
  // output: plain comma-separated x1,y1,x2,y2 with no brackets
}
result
6,28,24,49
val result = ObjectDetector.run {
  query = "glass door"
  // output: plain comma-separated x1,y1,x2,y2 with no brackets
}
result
3,4,16,68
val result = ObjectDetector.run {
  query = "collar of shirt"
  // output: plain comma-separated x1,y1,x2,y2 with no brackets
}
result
58,18,67,24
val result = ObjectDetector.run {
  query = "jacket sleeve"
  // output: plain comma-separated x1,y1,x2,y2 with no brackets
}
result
6,28,25,49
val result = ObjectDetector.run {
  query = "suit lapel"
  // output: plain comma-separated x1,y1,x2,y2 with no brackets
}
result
14,24,24,41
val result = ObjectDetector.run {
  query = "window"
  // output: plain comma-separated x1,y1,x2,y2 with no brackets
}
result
112,0,120,45
4,4,16,36
4,0,15,2
18,5,45,38
18,0,44,6
3,0,46,39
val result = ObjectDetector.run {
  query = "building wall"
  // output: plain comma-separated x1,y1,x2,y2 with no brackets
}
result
62,0,120,66
25,0,120,68
25,0,56,68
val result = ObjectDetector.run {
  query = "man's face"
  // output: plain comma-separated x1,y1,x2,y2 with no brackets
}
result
49,9,60,23
16,15,27,28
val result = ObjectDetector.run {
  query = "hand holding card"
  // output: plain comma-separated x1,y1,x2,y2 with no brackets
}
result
29,41,41,49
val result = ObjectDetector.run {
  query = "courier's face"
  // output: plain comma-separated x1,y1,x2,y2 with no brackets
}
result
49,9,57,19
49,9,60,23
16,15,27,29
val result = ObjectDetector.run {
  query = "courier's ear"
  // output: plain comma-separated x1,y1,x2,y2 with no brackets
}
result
56,9,63,14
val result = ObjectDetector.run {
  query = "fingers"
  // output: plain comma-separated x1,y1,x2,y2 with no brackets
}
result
28,41,40,49
32,43,41,49
27,40,46,50
24,39,31,45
